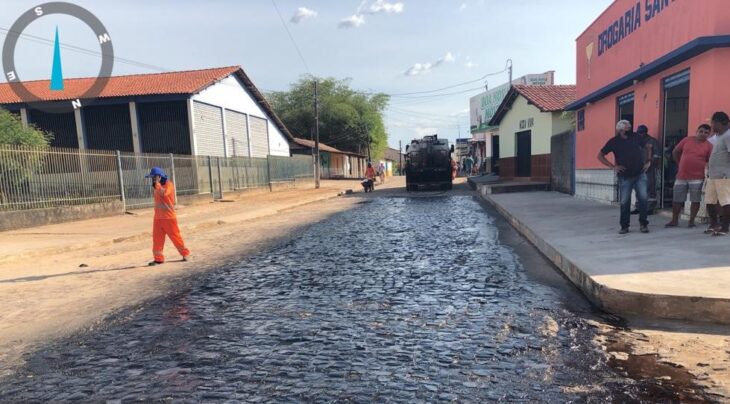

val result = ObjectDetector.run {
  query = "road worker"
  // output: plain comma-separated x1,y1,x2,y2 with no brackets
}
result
146,167,190,266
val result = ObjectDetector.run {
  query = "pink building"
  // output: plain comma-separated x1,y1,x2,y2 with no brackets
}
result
567,0,730,205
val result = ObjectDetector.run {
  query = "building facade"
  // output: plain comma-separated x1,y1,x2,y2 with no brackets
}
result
567,0,730,205
469,71,555,174
290,138,367,179
0,66,292,158
489,85,576,182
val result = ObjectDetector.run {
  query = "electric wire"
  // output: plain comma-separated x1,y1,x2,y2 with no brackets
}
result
270,0,311,75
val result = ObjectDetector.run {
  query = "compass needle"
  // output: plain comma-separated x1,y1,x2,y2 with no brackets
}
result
50,26,64,91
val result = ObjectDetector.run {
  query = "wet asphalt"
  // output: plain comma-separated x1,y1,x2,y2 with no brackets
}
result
0,191,715,402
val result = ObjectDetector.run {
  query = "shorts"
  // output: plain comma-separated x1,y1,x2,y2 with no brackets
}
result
673,179,704,203
704,178,730,206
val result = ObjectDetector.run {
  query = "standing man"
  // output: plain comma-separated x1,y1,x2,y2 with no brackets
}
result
705,112,730,236
636,125,661,210
598,120,653,234
146,167,190,266
665,124,713,228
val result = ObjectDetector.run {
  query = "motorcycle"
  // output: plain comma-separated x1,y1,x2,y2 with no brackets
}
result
361,178,375,193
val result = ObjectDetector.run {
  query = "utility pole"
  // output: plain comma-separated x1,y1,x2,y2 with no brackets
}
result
364,122,371,162
314,80,320,189
398,140,402,176
507,59,513,83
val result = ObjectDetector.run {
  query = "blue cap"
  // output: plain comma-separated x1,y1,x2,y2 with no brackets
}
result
145,167,167,179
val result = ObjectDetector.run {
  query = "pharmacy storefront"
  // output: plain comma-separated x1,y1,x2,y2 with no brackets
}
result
568,0,730,206
469,71,554,174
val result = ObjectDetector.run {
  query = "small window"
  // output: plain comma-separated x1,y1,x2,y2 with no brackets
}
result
577,109,585,131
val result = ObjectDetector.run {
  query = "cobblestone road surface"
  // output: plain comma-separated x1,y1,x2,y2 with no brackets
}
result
0,196,710,402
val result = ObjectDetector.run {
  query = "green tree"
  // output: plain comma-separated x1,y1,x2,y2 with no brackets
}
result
0,107,51,204
0,107,50,146
268,77,389,159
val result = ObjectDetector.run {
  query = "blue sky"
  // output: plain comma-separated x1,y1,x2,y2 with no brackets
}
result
1,0,612,149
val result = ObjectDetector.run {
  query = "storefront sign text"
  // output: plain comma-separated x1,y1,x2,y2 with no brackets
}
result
598,0,677,57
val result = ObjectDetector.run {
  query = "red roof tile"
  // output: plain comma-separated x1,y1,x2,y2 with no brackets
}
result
0,66,240,104
0,66,296,141
513,84,576,112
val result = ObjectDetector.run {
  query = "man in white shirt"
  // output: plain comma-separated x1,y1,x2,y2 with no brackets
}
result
706,112,730,236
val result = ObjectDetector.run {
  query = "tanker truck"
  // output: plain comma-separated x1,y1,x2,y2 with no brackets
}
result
404,135,454,191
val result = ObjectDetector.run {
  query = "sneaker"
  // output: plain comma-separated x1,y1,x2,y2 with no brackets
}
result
640,225,649,233
148,261,164,266
619,228,629,234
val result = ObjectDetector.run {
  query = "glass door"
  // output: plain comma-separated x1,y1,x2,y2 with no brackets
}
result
661,70,690,209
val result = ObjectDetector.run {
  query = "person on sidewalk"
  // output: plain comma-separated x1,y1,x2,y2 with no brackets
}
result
146,167,190,266
598,120,653,234
665,124,713,228
378,163,386,184
463,155,474,177
705,112,730,236
635,125,661,212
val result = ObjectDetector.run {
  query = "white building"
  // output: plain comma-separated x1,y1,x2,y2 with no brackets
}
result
0,66,292,157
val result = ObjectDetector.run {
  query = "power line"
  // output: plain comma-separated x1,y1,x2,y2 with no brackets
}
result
0,26,169,72
271,0,311,75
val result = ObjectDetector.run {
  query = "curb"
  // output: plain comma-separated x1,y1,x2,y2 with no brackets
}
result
478,185,730,325
0,192,342,267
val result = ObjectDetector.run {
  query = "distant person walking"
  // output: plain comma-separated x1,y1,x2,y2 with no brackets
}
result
598,120,653,234
378,163,386,184
705,112,730,236
146,167,190,266
665,124,713,228
463,156,474,177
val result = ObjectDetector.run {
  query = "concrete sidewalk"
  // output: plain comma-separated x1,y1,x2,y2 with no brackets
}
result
478,188,730,324
0,179,384,266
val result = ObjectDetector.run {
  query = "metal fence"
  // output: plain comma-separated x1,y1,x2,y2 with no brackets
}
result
0,145,314,212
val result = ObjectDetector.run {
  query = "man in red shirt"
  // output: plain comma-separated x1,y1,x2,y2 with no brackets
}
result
146,167,190,265
665,124,713,228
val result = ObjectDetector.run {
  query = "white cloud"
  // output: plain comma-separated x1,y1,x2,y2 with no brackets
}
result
464,56,478,69
340,0,403,28
367,0,404,14
459,3,467,11
338,14,366,28
290,7,318,23
404,51,455,76
449,109,469,117
414,127,439,137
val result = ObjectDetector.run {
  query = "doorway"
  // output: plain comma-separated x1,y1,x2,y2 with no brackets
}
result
491,135,500,174
516,130,532,177
661,70,690,209
617,92,635,125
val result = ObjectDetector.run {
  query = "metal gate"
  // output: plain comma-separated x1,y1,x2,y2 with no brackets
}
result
551,130,575,194
193,101,226,157
249,116,270,158
225,109,250,157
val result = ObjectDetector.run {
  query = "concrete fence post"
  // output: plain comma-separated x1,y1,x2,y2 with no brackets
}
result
208,156,214,197
115,150,126,212
216,157,223,198
267,155,273,192
169,153,177,204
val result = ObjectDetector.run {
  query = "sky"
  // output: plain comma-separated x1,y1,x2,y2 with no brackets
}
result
0,0,613,150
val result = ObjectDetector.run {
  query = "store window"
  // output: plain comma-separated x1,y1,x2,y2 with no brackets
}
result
577,110,585,131
616,92,635,126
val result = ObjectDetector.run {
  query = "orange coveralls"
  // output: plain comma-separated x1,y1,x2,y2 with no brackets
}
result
152,181,190,263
